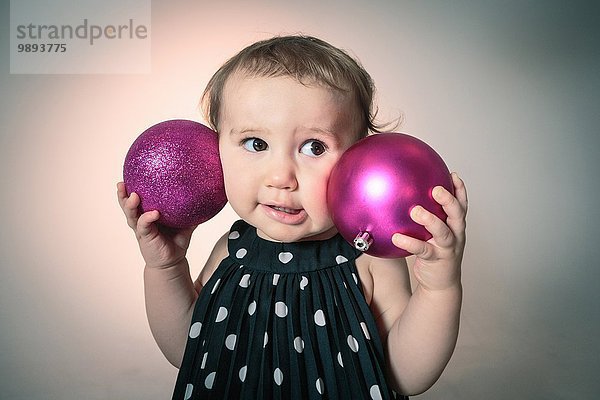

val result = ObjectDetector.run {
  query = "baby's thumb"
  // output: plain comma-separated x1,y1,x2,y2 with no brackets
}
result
137,210,160,237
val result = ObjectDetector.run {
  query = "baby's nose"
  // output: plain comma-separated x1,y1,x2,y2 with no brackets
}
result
265,157,298,190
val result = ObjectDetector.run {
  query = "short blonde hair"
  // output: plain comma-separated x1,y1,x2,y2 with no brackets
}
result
202,35,386,137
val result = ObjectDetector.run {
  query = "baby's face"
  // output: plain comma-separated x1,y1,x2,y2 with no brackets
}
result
218,73,361,242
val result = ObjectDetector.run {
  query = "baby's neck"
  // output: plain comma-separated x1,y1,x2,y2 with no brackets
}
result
254,224,339,243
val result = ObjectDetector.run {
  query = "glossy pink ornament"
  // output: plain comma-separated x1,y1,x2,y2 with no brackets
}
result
327,133,453,258
123,119,227,229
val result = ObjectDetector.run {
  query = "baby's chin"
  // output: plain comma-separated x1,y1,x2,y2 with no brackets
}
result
255,223,338,243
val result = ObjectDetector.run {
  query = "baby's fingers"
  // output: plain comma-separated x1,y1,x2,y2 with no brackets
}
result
116,182,129,208
392,233,434,260
432,184,466,242
117,183,142,229
451,172,468,213
413,205,455,247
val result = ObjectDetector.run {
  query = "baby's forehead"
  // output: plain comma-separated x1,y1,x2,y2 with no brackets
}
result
219,72,363,138
223,73,359,116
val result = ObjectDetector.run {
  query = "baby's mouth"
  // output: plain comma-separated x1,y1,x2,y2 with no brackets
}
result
268,205,302,215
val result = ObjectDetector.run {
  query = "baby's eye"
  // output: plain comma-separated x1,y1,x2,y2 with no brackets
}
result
242,138,268,152
300,140,327,157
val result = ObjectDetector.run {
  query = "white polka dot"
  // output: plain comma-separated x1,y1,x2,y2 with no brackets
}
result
201,352,208,369
370,385,383,400
184,383,193,400
263,332,269,347
211,278,221,294
343,282,348,289
336,255,348,264
236,248,247,259
189,322,202,339
248,300,257,315
239,274,251,288
274,368,284,386
273,274,280,285
337,352,344,367
314,309,326,326
216,307,228,322
316,378,324,394
205,372,216,389
361,322,371,340
352,273,358,284
239,365,247,382
300,276,309,290
228,231,240,239
275,302,288,317
278,251,293,264
347,335,359,352
294,336,304,353
225,334,237,350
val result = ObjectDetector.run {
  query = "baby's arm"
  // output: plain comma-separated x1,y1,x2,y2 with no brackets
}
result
117,182,226,367
144,232,227,367
365,173,467,395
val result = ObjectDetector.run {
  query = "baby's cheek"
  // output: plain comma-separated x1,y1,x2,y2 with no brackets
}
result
299,166,333,216
312,182,333,220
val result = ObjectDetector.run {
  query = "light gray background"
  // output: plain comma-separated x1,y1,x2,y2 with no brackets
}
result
1,0,598,399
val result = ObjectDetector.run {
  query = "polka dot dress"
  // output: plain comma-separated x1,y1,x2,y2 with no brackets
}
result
172,220,406,400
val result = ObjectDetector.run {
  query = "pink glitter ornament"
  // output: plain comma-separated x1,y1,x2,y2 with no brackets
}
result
123,119,227,229
327,133,453,258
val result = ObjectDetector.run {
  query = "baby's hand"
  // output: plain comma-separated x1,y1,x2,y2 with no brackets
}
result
392,173,468,292
117,182,196,269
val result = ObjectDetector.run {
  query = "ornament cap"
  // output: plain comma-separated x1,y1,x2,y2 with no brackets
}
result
353,231,373,252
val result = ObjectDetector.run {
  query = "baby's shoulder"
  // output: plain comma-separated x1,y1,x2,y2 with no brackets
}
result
197,230,230,287
355,253,411,306
355,254,374,305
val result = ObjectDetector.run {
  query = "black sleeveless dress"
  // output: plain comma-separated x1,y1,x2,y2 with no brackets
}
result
173,220,405,400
